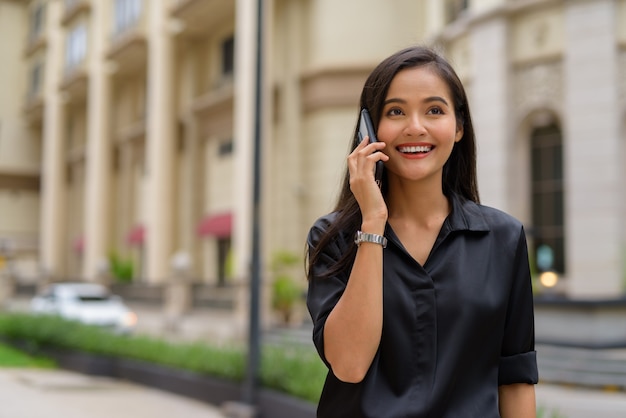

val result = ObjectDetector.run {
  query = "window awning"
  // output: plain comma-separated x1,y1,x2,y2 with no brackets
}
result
127,224,145,246
73,236,84,254
197,212,232,238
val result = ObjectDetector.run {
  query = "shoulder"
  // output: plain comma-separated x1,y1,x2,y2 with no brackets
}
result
450,194,523,236
307,212,353,272
307,211,353,251
472,204,528,252
475,204,523,232
308,212,339,242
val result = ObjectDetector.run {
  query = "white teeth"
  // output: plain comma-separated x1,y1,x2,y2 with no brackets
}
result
398,145,432,153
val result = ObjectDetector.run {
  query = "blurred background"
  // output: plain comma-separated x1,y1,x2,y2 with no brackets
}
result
0,0,625,415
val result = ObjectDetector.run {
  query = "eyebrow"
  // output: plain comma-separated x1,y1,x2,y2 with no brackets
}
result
383,96,450,107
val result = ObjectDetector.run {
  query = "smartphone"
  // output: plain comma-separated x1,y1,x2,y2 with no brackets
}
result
358,108,384,187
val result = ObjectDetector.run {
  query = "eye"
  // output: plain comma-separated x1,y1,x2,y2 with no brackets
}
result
427,107,445,115
386,108,404,116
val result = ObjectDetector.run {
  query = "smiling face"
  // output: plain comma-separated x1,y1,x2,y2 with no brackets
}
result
377,65,463,187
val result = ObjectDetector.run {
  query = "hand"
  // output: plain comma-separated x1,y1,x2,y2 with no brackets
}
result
347,138,390,224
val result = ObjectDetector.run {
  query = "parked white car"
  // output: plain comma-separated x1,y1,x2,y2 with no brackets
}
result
31,282,138,333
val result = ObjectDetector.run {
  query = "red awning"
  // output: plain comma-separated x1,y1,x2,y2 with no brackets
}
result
197,212,232,238
73,236,84,254
127,224,145,246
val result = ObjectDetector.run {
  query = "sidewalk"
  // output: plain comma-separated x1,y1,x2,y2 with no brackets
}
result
0,367,226,418
3,368,625,418
536,383,626,418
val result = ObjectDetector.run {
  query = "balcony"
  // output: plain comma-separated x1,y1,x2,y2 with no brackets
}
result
23,95,45,129
25,4,46,57
170,0,234,39
107,0,148,76
24,33,47,58
60,67,89,104
191,81,234,118
61,0,91,27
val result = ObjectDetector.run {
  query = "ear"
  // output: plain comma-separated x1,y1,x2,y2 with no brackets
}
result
455,124,464,143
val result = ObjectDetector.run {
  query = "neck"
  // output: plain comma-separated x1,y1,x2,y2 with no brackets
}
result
386,176,450,223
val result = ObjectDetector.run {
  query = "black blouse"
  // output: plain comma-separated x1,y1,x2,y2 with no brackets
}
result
306,194,538,418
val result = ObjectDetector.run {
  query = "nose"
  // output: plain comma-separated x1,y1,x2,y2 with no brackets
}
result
404,114,427,136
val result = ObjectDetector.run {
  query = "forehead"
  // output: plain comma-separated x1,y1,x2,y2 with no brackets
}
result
386,66,453,100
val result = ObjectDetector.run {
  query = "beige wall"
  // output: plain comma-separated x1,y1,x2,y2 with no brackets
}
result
0,2,39,171
510,5,564,64
0,1,41,282
2,0,624,298
619,0,626,44
306,0,425,70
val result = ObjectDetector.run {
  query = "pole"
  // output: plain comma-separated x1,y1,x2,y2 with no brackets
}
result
243,0,264,407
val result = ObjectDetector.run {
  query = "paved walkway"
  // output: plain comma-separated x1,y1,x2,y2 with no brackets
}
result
2,367,625,418
0,367,226,418
536,383,626,418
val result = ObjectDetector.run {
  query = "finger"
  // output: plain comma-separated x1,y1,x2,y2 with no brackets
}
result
355,135,370,150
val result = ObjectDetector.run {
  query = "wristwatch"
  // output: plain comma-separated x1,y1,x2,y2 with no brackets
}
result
354,231,387,248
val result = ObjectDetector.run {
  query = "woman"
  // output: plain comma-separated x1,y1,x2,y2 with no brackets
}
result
306,46,538,417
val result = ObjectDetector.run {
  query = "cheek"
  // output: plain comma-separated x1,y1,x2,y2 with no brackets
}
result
376,122,398,145
438,123,462,145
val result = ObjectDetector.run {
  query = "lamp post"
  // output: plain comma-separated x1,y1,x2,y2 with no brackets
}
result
242,0,264,409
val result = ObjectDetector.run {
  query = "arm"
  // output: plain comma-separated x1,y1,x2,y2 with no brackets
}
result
323,220,385,383
498,227,538,416
499,383,536,418
323,137,389,383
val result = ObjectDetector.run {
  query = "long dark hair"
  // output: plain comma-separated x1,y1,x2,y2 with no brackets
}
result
308,45,479,279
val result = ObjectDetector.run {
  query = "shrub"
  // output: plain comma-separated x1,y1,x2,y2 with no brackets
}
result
0,313,325,403
270,251,304,324
0,342,55,368
108,251,134,283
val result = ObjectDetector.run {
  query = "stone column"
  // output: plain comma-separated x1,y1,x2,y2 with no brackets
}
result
40,1,66,280
564,0,621,297
84,0,112,282
232,0,259,326
232,0,257,282
470,16,510,211
145,0,175,283
179,113,199,260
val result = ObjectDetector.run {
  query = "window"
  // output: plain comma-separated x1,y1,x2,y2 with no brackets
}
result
530,124,565,274
29,3,45,43
65,24,87,73
28,62,43,100
114,0,142,34
221,36,235,77
218,139,233,156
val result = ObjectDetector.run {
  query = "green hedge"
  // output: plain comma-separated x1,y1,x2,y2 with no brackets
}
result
0,342,56,368
0,313,326,403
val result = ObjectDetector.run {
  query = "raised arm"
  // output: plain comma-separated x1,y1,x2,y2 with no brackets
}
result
323,138,389,383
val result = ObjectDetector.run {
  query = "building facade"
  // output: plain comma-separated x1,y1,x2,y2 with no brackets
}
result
0,0,624,300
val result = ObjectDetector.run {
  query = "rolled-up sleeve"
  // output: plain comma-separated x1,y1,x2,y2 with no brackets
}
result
498,226,539,385
306,215,350,369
